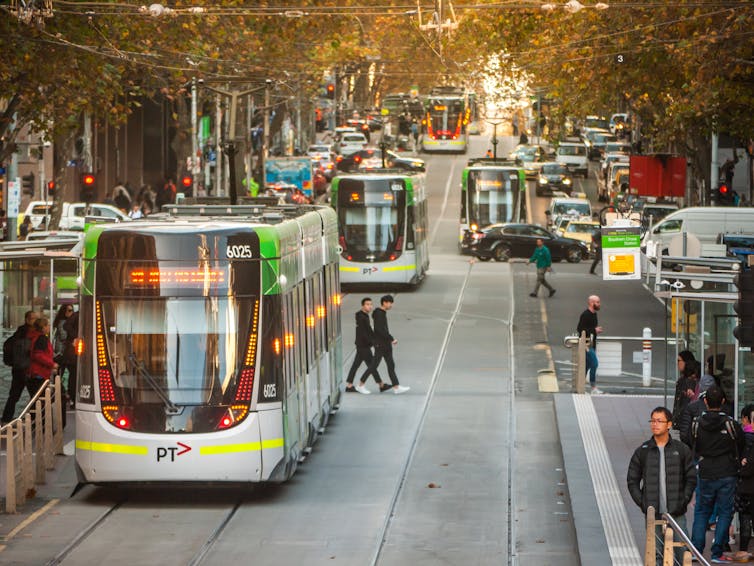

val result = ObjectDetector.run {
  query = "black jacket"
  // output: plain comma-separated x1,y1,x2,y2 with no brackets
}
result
372,308,394,348
627,437,696,517
738,431,754,495
678,397,733,448
354,310,375,348
576,309,598,348
693,410,745,480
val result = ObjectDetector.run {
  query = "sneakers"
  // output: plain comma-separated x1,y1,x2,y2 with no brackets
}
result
710,556,734,563
393,385,410,395
590,387,604,395
529,292,537,297
549,289,556,297
354,384,371,395
379,383,393,393
345,385,358,393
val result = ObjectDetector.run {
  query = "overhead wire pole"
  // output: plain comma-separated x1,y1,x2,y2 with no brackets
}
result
261,79,272,198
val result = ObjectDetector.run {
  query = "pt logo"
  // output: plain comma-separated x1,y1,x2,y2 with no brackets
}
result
156,442,191,462
362,267,378,275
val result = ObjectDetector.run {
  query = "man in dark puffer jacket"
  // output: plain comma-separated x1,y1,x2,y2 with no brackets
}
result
627,406,696,566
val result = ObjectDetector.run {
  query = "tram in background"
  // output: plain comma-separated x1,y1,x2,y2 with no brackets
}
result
331,170,429,287
74,204,342,485
422,86,470,153
459,158,527,253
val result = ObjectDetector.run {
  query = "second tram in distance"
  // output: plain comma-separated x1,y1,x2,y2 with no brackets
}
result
74,204,341,485
331,169,429,287
459,158,527,253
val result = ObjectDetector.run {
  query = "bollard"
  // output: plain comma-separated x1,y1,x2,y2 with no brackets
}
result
663,524,674,566
642,327,652,387
23,413,33,492
5,423,16,513
44,386,54,470
645,505,657,566
575,332,587,394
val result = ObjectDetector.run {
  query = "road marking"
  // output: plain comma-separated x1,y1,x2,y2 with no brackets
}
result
1,498,59,542
572,394,641,565
538,373,559,393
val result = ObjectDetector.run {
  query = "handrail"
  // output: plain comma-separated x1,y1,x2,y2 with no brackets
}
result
563,334,679,347
0,374,65,513
661,513,709,565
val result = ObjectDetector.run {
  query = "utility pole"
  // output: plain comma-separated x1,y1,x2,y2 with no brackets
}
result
486,120,503,159
191,77,200,192
261,79,272,195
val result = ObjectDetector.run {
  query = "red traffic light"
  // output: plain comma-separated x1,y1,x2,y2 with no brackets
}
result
82,173,95,186
181,176,192,188
326,84,334,93
47,181,55,190
719,184,729,194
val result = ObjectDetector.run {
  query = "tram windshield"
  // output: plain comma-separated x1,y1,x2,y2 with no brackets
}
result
426,98,465,138
468,169,518,226
337,178,406,262
90,229,261,433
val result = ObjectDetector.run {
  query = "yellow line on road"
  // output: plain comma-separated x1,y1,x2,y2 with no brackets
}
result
1,498,60,542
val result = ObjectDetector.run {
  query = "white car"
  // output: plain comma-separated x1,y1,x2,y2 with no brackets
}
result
307,144,332,161
20,201,131,232
555,142,589,178
335,132,368,156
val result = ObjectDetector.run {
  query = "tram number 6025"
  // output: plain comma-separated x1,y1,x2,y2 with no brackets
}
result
226,245,253,259
263,384,277,399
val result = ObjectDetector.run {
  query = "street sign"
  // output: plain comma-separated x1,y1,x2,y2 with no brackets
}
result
602,225,641,280
7,179,20,217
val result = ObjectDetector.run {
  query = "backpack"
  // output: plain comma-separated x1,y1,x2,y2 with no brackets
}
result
3,334,15,366
691,411,740,463
11,334,32,371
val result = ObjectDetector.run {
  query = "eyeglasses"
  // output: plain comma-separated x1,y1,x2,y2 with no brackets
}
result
65,308,73,312
648,419,669,424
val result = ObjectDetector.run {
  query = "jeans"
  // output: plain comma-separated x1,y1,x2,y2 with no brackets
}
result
1,368,38,423
586,348,598,386
370,345,400,386
691,475,737,558
346,346,382,385
655,514,687,566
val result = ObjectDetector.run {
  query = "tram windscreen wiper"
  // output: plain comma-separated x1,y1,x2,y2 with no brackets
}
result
128,353,181,415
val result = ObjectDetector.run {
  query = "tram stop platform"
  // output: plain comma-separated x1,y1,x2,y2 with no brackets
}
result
556,393,687,566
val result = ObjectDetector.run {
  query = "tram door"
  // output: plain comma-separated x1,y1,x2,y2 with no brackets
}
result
282,293,301,460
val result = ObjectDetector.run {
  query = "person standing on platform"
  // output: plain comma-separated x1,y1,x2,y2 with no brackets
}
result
577,295,603,394
1,310,39,425
529,238,556,298
344,298,389,395
690,385,745,563
589,227,602,275
627,406,696,566
371,295,410,395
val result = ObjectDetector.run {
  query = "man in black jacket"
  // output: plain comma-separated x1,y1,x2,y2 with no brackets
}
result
369,295,409,395
678,389,734,448
690,385,746,562
345,298,389,395
1,310,39,425
627,406,696,565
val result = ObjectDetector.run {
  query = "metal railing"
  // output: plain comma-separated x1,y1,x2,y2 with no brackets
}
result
0,374,65,513
645,505,709,566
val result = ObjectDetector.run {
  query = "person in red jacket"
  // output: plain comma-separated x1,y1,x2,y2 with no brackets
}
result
28,317,58,394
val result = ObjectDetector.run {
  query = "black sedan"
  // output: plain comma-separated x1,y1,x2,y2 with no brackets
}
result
535,162,574,196
463,222,589,263
336,148,425,172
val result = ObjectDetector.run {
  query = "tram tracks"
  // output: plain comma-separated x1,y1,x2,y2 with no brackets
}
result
44,495,244,566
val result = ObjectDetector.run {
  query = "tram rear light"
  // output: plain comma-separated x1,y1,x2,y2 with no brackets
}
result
221,416,232,428
117,416,130,429
389,254,396,261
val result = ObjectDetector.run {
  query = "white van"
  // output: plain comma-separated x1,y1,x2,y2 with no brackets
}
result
555,142,589,178
642,207,754,254
547,197,592,227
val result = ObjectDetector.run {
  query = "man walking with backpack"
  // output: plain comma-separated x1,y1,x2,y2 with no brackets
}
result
2,310,39,424
690,385,745,563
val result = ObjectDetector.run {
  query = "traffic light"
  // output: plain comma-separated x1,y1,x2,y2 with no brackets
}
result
180,175,192,195
80,172,96,202
326,84,335,100
718,183,732,205
734,270,754,348
21,173,35,195
46,180,56,198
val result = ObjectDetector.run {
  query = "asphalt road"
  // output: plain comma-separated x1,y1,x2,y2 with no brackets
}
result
0,135,614,566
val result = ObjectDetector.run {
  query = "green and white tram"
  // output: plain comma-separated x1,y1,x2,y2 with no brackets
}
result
74,204,342,484
422,86,470,153
459,159,527,253
331,170,429,287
